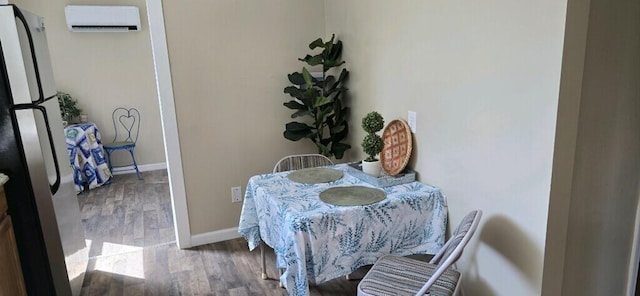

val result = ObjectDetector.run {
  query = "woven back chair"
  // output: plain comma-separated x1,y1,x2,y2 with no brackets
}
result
272,154,333,173
357,210,482,296
260,154,334,285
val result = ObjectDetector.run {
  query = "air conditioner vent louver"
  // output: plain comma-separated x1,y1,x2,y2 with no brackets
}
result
65,5,141,33
70,26,138,32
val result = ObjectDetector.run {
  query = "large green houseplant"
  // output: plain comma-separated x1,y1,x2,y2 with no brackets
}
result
282,34,350,159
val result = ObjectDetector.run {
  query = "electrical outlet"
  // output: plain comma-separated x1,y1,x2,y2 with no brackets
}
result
408,111,417,133
231,186,242,203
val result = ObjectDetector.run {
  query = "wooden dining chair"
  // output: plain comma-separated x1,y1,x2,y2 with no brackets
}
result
103,107,142,180
357,210,482,296
260,154,333,282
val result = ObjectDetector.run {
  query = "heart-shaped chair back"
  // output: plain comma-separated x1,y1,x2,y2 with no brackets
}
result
112,107,140,143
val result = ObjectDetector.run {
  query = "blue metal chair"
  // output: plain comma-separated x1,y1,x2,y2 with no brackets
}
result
103,107,142,180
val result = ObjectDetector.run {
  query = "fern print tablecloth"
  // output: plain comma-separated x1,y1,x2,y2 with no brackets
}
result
238,164,448,296
64,122,112,193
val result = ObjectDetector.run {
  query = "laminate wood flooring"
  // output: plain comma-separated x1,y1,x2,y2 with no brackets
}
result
78,170,360,296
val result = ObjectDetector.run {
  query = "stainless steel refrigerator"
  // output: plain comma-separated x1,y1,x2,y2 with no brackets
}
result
0,4,88,295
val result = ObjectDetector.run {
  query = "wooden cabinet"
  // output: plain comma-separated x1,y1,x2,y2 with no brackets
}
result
0,181,27,296
0,183,6,215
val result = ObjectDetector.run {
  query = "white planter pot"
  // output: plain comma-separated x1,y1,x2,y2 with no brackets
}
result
362,160,382,177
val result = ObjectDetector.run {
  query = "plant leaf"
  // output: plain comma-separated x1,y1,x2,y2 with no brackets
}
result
298,54,313,62
329,40,343,61
283,100,306,110
332,120,349,142
315,142,330,156
284,122,314,141
284,130,309,141
313,96,332,108
324,60,345,72
285,121,313,131
338,68,349,83
324,40,334,57
309,38,324,49
284,86,304,99
323,75,336,88
305,54,324,66
331,142,351,159
330,124,344,134
301,88,320,107
317,105,332,122
325,88,343,99
288,72,306,85
291,109,312,118
302,68,313,86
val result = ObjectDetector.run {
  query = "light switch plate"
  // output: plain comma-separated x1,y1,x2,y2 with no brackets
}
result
408,111,417,133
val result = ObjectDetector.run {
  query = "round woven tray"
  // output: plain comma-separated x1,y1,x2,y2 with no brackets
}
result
319,186,386,206
380,119,413,176
287,168,343,184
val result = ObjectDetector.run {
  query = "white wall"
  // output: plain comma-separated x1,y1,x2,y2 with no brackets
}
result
162,0,325,234
544,0,640,294
324,1,567,294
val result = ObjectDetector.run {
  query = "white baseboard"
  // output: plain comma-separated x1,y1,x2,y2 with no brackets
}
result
111,162,167,175
190,227,240,247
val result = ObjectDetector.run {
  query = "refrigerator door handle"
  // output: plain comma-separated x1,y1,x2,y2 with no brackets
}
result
11,103,61,194
12,5,45,104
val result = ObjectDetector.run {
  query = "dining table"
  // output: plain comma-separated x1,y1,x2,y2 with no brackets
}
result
64,122,112,193
238,163,448,296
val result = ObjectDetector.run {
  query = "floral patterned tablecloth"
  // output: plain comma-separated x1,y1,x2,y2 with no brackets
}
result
64,122,112,193
238,164,448,296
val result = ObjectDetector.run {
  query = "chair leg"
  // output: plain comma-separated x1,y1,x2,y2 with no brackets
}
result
260,243,267,280
128,148,142,180
453,273,463,296
105,150,113,172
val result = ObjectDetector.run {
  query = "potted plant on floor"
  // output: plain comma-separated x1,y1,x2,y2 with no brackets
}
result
282,34,350,159
361,111,384,176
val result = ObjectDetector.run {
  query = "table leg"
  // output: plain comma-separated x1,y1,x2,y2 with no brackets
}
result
260,243,267,280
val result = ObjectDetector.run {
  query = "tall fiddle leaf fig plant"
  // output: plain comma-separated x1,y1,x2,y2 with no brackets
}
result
283,34,350,159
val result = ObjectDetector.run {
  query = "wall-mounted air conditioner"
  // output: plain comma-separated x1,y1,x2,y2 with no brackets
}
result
64,5,141,32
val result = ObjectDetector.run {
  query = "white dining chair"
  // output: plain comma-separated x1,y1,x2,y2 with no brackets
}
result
260,154,333,283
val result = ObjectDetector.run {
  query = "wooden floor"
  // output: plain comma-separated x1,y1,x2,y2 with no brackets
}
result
78,170,360,295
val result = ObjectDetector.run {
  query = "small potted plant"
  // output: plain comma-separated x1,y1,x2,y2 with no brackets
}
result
57,91,82,125
361,111,384,176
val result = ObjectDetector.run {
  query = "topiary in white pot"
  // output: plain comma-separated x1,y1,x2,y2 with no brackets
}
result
361,111,384,176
